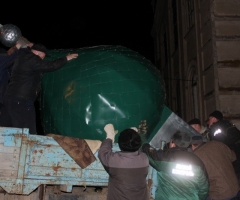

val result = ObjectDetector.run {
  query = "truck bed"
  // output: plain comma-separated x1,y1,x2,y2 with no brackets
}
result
0,127,157,199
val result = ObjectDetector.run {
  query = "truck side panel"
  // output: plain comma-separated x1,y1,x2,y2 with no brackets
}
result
0,127,157,199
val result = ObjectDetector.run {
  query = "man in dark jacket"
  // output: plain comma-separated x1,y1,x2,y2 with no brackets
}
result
208,110,240,186
142,131,209,200
0,37,31,111
0,43,78,134
207,110,223,128
209,119,240,191
98,124,149,200
0,47,13,110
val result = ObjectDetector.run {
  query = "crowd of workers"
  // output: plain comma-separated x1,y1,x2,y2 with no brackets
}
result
98,110,240,200
0,36,240,200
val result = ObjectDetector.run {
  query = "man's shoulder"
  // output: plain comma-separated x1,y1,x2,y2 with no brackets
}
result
18,47,31,53
17,48,41,63
168,148,206,171
170,147,200,160
208,140,231,149
17,48,34,59
195,141,229,154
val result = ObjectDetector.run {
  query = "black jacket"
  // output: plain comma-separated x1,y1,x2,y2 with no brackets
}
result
5,47,67,101
0,50,19,104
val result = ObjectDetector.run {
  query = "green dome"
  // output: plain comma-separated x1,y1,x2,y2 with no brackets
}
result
40,45,165,142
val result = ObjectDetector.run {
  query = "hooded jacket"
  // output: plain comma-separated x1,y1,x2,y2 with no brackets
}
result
5,47,67,101
142,143,209,200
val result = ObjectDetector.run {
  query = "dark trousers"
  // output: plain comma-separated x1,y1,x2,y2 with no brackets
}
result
0,97,37,134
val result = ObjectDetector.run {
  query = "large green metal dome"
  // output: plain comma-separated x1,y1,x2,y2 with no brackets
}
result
40,45,165,142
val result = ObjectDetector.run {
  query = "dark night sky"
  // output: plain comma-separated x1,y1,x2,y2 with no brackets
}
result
1,1,155,62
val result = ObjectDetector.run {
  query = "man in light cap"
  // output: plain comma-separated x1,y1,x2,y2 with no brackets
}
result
0,43,78,134
188,118,209,141
142,131,209,200
98,124,149,200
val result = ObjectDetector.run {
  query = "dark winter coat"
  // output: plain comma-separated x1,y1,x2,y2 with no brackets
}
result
98,139,149,200
142,143,209,200
210,120,240,174
5,47,67,101
0,50,18,104
194,140,239,199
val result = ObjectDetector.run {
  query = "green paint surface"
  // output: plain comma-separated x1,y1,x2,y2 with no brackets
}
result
40,45,165,141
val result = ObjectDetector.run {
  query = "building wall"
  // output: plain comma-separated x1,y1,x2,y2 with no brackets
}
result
212,0,240,127
152,0,240,128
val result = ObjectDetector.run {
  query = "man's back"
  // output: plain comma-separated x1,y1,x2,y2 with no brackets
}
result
194,140,239,199
98,138,149,200
98,127,149,200
142,144,209,200
0,50,19,105
6,47,66,101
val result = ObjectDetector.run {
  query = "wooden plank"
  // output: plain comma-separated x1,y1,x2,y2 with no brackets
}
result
2,185,43,200
3,194,30,200
0,136,4,144
0,169,18,177
0,162,19,170
0,154,19,170
0,144,20,154
0,153,20,160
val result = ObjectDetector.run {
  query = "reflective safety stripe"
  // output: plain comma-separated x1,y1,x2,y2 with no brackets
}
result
172,164,194,176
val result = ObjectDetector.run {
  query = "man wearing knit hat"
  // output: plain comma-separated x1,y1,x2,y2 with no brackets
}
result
207,110,223,128
142,131,209,200
98,124,149,200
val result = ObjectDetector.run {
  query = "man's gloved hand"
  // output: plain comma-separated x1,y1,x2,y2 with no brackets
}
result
142,143,155,153
104,124,118,143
